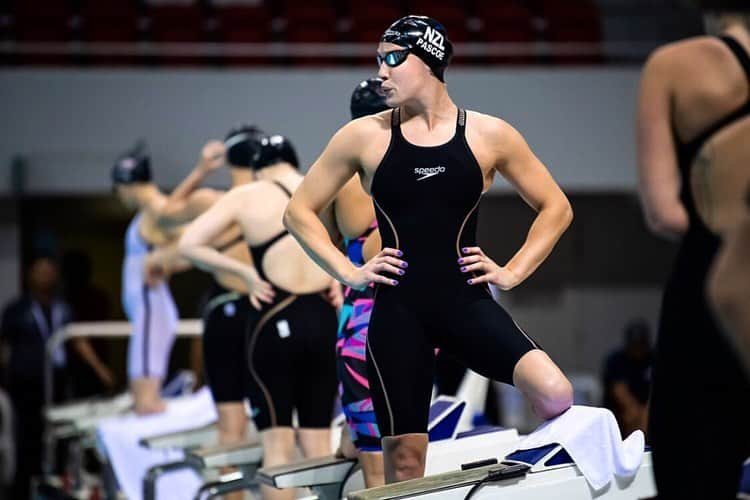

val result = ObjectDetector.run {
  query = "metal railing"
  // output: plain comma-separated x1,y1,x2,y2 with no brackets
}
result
42,320,202,476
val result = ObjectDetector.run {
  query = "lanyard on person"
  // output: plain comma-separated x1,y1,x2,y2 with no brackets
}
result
30,300,66,367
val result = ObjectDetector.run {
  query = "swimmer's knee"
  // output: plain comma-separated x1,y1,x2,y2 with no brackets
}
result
534,376,573,420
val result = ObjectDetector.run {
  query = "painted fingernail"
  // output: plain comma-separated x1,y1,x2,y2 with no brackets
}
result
462,247,469,253
397,250,403,257
401,261,408,268
467,279,473,284
458,258,464,264
461,267,467,272
392,280,399,285
398,269,405,275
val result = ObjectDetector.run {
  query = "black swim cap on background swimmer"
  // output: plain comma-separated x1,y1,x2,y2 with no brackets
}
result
112,141,152,184
224,124,265,168
381,15,453,82
350,77,390,119
253,134,299,171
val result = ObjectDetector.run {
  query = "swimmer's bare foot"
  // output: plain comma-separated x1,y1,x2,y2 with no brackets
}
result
135,398,167,415
131,377,167,415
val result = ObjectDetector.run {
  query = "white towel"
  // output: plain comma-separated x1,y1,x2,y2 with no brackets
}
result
97,387,218,500
515,405,644,490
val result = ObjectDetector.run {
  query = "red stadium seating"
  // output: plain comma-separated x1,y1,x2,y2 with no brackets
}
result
79,0,140,42
146,2,207,65
12,0,72,42
148,3,206,43
0,0,617,67
409,2,469,42
475,1,536,64
213,4,274,65
78,0,141,65
344,1,402,65
282,1,339,65
540,0,602,63
11,0,73,64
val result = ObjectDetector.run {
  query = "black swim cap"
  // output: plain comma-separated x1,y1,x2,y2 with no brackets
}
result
112,142,152,185
253,134,299,171
350,77,390,119
380,15,453,82
224,124,265,168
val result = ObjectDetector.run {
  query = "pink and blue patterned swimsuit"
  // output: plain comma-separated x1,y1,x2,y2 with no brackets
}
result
336,221,381,451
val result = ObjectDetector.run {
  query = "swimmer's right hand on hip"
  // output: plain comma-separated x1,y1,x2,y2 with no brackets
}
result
344,247,407,291
242,268,275,310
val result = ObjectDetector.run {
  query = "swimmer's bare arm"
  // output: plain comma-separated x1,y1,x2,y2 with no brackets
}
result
637,50,688,239
708,209,750,375
284,121,406,290
153,141,226,227
140,188,218,230
143,242,192,286
463,118,572,290
179,186,274,309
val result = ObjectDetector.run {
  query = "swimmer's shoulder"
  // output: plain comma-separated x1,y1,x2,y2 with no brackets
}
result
186,187,224,210
465,110,523,152
218,183,260,210
643,36,734,78
228,179,298,206
325,109,392,156
343,109,392,137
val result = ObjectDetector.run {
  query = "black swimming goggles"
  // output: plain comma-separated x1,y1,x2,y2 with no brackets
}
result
377,49,410,68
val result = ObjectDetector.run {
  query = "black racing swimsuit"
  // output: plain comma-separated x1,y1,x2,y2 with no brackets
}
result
202,236,257,404
649,36,750,499
245,181,338,431
202,279,256,403
366,108,539,437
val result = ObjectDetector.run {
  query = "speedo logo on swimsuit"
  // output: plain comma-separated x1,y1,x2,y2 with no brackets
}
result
414,166,446,181
415,27,446,61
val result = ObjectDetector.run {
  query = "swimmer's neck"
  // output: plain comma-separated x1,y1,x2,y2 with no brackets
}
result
135,184,166,214
400,85,457,131
255,163,300,186
230,168,254,187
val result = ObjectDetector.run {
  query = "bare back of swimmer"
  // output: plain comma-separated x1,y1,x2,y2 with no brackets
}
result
708,190,750,376
180,168,334,303
161,130,263,500
638,10,750,238
180,133,339,500
637,4,750,497
142,141,252,291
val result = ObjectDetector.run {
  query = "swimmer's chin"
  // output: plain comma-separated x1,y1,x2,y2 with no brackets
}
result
383,92,399,106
